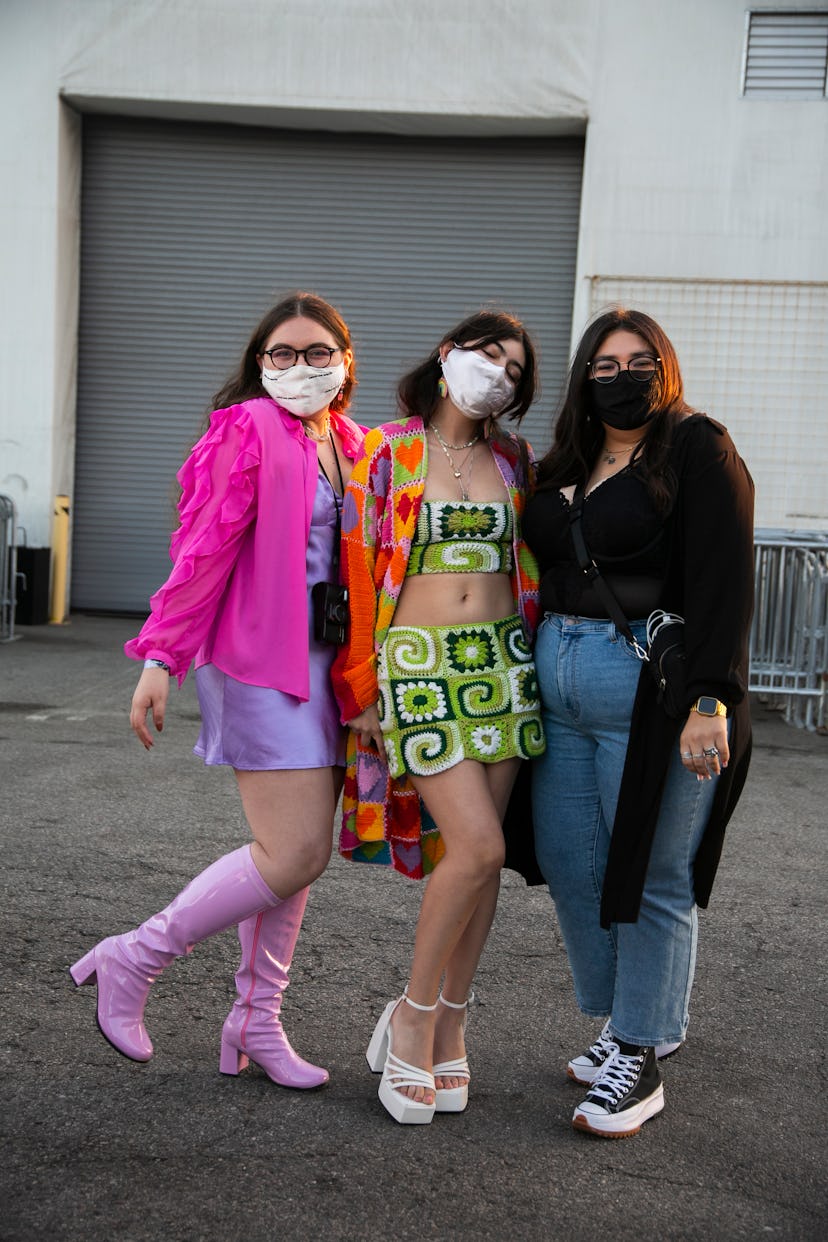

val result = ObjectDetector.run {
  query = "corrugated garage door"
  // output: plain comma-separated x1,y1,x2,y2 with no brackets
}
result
74,115,583,611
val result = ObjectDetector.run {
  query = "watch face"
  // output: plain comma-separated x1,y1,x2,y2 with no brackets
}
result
696,696,719,715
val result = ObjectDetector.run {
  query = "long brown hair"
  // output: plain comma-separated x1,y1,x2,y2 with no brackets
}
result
535,306,693,511
211,292,356,413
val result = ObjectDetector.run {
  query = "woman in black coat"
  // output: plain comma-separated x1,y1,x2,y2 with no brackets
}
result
523,307,754,1139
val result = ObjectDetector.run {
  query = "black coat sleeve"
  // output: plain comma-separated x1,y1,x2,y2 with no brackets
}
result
669,417,755,710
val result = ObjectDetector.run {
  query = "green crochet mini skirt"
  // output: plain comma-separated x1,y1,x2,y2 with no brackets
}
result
377,614,545,779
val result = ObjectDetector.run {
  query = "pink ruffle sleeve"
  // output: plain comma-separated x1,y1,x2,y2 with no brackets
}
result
124,407,260,684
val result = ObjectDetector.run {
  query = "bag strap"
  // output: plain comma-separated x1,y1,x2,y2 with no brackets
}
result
317,434,345,577
569,483,648,660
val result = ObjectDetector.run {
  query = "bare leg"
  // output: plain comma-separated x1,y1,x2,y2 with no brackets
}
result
434,758,520,1089
386,757,519,1103
234,766,343,896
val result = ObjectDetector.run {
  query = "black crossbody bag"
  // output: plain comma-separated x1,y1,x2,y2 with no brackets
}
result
569,483,688,718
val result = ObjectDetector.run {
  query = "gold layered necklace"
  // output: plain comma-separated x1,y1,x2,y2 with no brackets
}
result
303,414,331,442
429,423,480,501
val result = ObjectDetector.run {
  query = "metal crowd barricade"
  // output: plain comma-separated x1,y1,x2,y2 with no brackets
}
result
750,529,828,731
1,494,19,642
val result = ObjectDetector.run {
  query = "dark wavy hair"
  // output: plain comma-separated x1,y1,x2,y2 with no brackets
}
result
211,291,356,413
535,306,694,512
397,308,539,429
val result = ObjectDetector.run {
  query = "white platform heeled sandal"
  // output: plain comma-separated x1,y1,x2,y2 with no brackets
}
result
433,992,473,1114
366,993,437,1125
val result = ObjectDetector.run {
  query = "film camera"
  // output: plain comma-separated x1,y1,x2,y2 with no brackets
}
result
312,581,349,646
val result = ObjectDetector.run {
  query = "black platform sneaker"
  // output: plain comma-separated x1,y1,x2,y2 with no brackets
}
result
568,1022,681,1086
572,1045,664,1138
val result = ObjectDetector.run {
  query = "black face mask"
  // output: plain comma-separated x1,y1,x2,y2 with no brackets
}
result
588,371,655,430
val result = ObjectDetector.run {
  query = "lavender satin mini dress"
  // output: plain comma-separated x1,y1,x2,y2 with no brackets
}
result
193,472,346,770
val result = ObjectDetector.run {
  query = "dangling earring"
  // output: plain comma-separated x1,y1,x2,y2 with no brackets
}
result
437,377,448,399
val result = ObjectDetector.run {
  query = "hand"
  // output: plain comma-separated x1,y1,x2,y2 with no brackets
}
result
346,702,386,762
130,668,170,750
678,712,729,781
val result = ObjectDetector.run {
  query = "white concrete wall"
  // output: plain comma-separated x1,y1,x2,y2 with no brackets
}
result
570,0,828,327
1,0,825,552
1,4,77,549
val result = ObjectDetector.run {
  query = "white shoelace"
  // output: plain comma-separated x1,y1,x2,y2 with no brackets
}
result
588,1050,645,1104
586,1025,617,1064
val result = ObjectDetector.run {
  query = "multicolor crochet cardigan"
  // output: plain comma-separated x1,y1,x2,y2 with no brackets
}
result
331,414,541,879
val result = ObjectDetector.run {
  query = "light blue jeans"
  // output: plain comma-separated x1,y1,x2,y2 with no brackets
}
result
532,614,721,1046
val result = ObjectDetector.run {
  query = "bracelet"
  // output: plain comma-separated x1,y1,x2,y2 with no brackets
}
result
143,658,171,673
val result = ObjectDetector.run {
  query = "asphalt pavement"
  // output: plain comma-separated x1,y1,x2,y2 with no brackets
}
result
0,614,825,1241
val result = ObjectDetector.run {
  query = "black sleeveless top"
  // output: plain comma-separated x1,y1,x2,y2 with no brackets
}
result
522,467,668,619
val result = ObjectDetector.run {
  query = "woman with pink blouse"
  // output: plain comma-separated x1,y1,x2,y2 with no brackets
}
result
70,292,363,1089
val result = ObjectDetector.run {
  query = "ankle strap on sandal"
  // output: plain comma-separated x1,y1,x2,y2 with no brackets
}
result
403,993,438,1012
438,990,475,1010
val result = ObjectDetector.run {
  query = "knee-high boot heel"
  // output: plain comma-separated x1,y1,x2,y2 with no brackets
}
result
219,887,328,1089
69,845,278,1061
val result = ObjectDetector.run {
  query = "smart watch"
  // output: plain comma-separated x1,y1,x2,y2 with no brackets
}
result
690,696,727,717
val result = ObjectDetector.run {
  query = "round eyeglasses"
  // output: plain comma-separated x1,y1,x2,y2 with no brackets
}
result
588,355,660,384
261,345,342,370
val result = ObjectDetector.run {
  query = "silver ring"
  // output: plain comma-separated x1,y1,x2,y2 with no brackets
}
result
703,746,719,757
691,753,704,759
681,751,692,759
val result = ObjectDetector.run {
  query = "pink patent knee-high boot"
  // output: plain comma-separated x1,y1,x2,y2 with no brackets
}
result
70,845,278,1062
219,886,329,1089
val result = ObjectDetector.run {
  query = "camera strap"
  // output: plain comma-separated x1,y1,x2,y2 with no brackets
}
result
316,432,345,576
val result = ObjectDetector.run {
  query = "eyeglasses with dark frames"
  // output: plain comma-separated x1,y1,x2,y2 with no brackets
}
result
261,344,343,370
588,354,660,384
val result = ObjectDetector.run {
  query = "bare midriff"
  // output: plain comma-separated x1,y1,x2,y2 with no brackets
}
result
392,571,515,628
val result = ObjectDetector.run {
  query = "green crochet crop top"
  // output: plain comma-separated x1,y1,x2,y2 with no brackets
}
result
406,500,514,576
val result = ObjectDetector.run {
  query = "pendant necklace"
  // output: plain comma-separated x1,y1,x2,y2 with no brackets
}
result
430,423,479,501
601,441,638,466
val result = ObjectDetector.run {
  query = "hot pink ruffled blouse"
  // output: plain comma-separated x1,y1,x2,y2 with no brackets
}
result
124,397,364,701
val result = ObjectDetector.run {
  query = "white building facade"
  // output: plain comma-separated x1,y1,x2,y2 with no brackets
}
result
1,0,826,611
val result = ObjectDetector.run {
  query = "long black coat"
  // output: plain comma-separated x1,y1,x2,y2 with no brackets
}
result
600,414,755,926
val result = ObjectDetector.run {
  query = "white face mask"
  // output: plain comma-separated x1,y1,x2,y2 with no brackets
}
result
440,347,515,420
261,361,346,419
